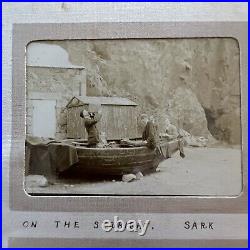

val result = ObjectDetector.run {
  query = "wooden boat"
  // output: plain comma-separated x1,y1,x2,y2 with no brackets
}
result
70,139,182,176
25,137,184,178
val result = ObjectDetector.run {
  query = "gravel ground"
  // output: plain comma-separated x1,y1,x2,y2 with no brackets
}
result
26,147,242,196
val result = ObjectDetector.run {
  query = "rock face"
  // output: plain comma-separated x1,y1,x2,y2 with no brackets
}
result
167,87,210,136
43,39,241,144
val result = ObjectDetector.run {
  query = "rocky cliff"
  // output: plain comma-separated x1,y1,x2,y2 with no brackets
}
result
52,38,240,144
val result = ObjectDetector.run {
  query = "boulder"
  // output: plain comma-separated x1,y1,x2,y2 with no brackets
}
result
122,174,136,183
26,175,49,188
135,172,144,180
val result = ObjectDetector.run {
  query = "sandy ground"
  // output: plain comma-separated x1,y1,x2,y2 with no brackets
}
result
26,147,242,196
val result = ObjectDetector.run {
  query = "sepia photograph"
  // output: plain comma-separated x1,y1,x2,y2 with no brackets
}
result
25,38,242,196
3,2,247,248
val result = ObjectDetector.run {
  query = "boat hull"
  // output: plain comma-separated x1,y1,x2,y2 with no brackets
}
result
74,146,162,176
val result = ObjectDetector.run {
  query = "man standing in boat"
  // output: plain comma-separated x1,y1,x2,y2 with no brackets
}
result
80,109,102,148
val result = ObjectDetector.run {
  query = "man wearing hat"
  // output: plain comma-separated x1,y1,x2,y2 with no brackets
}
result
80,109,102,147
122,114,159,150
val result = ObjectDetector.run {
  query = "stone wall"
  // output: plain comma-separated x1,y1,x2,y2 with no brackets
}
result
26,66,86,139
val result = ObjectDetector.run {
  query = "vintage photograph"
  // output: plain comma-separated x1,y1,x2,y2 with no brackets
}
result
25,38,242,196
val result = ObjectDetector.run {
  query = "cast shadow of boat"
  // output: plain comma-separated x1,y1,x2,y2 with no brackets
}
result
56,159,162,185
57,166,123,184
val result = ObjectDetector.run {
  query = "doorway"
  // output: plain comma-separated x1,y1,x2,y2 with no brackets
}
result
32,99,56,138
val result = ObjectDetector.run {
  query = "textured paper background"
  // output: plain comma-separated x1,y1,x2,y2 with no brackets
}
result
3,3,248,248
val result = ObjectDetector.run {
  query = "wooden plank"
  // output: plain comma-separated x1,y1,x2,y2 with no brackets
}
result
67,106,87,139
78,105,87,139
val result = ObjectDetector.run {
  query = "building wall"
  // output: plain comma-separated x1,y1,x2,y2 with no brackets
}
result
26,66,86,139
27,42,80,68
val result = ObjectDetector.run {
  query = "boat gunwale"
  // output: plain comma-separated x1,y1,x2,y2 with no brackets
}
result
75,146,151,151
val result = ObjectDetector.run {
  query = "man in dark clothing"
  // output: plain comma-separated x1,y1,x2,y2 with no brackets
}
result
80,109,102,147
122,114,159,150
142,116,159,150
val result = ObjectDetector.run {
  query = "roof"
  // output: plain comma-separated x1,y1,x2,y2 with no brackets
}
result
66,96,137,108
